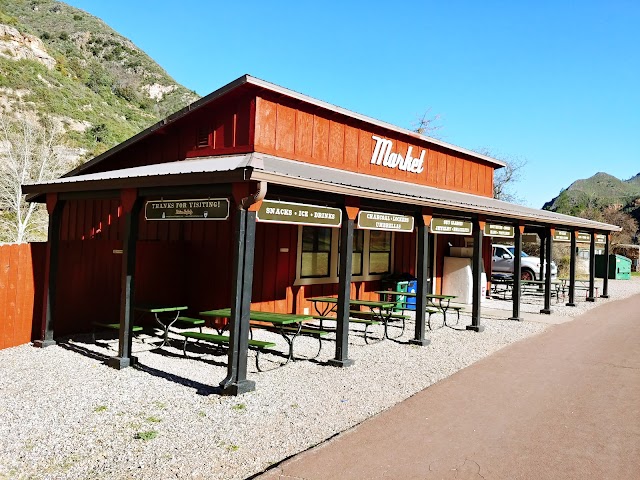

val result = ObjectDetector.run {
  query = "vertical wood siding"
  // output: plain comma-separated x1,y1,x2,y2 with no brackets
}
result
254,95,495,197
82,95,255,175
0,243,45,350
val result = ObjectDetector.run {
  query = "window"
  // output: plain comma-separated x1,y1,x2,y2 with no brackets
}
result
196,126,210,148
300,227,332,278
352,230,364,276
369,231,392,274
296,226,394,285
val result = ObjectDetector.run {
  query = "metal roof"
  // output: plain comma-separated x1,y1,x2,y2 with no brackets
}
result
65,74,505,178
23,153,619,233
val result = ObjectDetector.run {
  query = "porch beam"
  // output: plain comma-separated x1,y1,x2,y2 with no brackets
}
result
34,194,64,348
509,224,524,321
566,230,577,306
329,199,359,367
601,234,610,298
467,216,485,332
108,189,142,369
411,209,432,346
587,232,596,302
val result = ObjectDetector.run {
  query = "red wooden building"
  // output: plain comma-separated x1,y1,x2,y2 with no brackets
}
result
23,75,619,395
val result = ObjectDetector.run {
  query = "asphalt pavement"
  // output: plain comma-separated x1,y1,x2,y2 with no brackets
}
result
257,293,640,480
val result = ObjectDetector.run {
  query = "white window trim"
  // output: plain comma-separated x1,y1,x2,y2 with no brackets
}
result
294,226,394,286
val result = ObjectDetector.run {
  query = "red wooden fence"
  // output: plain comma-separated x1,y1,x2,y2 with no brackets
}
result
0,243,45,350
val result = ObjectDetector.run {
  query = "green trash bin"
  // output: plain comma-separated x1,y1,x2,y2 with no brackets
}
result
595,254,631,280
380,279,409,312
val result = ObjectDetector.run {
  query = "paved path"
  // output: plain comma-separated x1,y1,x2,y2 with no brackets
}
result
258,294,640,480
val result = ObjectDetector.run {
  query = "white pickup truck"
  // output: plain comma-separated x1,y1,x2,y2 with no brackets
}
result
492,244,557,281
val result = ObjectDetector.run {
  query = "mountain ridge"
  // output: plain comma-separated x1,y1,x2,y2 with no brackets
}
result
543,171,640,217
0,0,200,165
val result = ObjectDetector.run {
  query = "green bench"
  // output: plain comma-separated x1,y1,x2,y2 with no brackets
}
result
92,322,143,342
312,314,382,343
173,316,206,333
179,332,277,372
250,323,330,360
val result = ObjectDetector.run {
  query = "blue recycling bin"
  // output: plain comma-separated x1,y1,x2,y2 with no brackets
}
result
405,280,418,311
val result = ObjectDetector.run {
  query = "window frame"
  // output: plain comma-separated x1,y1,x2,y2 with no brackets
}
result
294,226,395,286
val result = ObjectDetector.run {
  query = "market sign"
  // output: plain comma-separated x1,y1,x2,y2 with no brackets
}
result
370,135,425,174
357,211,414,232
256,200,342,227
145,198,229,221
430,217,473,235
554,231,607,244
483,223,514,238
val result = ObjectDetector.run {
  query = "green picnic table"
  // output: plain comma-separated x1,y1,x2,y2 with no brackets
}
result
199,308,316,362
135,305,189,347
307,296,405,340
374,291,460,329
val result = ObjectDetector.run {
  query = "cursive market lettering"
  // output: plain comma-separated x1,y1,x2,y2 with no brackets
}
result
370,135,425,174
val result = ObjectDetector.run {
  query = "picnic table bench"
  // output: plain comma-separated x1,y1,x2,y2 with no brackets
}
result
199,308,321,363
558,278,599,300
307,296,403,341
178,332,276,371
374,291,462,329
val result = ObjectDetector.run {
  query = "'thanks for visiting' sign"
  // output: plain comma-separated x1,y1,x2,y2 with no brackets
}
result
145,199,230,220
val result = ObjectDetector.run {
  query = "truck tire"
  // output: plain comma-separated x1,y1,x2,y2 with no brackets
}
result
521,268,535,281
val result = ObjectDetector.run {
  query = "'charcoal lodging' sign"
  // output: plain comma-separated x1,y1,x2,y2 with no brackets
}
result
483,223,514,238
256,200,342,227
357,211,414,232
145,198,229,220
430,217,473,235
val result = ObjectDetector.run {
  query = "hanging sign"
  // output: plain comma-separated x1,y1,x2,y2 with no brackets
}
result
554,231,607,244
430,218,473,235
357,211,414,232
145,198,229,221
483,223,514,238
256,200,342,227
553,230,571,242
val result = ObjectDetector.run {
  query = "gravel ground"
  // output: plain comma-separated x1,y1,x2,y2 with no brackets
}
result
1,278,639,480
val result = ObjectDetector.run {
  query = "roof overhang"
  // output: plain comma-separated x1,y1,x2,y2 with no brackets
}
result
23,153,620,233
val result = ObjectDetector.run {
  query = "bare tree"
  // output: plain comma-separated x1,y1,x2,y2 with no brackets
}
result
474,148,528,203
0,111,66,243
413,108,444,139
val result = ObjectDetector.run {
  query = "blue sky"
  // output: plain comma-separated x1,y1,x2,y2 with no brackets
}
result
64,0,640,208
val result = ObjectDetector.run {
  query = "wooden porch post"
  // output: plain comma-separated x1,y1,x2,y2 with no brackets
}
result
509,223,524,321
566,230,577,307
601,234,610,298
220,187,259,395
34,193,64,348
467,216,485,332
539,232,546,283
587,232,596,302
541,227,554,314
411,209,432,346
108,189,141,369
329,198,359,367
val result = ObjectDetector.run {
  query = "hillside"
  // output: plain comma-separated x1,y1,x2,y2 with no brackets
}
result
543,172,640,216
0,0,199,164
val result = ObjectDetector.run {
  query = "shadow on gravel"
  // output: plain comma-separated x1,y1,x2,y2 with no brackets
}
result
56,339,221,396
57,339,110,363
133,362,221,396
